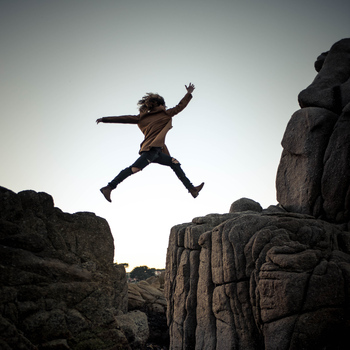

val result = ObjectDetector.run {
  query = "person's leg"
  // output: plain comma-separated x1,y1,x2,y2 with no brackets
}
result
154,153,204,198
100,149,160,202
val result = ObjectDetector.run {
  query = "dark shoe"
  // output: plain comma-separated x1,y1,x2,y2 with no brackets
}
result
100,186,112,202
189,182,204,198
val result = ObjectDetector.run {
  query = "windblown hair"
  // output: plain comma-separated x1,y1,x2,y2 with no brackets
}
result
137,93,166,113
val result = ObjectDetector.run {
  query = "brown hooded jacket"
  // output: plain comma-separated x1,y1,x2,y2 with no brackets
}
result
101,92,192,156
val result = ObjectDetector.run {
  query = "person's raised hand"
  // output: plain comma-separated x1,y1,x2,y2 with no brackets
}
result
185,83,195,94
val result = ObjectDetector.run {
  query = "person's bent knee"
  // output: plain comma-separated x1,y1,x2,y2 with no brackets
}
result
131,167,141,173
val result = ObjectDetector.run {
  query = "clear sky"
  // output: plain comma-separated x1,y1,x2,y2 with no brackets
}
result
1,0,349,272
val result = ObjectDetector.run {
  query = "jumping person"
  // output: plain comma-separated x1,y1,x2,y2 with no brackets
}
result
96,83,204,202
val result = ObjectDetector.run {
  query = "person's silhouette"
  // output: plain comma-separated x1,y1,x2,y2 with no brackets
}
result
96,83,204,202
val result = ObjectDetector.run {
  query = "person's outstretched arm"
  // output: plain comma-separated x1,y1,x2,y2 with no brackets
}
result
96,114,140,124
166,82,195,117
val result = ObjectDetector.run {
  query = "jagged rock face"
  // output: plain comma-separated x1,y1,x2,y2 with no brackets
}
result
0,187,148,350
165,207,350,350
277,38,350,225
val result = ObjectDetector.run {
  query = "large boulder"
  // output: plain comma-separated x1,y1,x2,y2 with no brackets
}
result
165,207,350,350
277,38,350,225
276,107,338,217
298,38,350,113
0,186,148,350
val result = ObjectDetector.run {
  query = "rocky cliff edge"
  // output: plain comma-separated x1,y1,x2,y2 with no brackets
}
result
0,186,148,350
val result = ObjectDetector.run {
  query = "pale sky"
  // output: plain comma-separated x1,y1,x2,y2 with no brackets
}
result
1,0,349,272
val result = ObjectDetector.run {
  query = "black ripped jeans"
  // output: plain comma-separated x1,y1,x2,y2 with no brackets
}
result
108,147,194,190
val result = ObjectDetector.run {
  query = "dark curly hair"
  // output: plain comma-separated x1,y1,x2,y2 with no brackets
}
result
137,93,166,113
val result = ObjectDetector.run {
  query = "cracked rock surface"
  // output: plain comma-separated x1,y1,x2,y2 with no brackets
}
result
277,38,350,224
165,207,350,350
0,186,148,350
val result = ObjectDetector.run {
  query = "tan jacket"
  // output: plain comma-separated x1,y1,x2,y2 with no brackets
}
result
101,92,193,156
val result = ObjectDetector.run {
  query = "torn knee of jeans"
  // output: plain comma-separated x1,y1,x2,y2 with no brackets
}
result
172,158,180,164
131,167,141,173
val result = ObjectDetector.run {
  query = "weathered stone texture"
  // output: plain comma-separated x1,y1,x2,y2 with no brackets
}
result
0,186,148,350
165,208,350,350
277,38,350,225
298,38,350,113
322,102,350,222
229,197,262,214
128,275,169,347
276,107,338,216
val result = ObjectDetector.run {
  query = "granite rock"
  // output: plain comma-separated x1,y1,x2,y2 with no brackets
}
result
0,186,148,350
277,38,350,226
165,209,350,350
128,275,168,348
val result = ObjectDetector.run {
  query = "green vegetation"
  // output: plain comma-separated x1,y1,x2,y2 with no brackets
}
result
130,265,156,281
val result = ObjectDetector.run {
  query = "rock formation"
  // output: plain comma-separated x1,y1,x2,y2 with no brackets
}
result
128,275,168,348
0,186,148,350
165,38,350,349
2,38,350,350
277,38,350,224
165,204,350,349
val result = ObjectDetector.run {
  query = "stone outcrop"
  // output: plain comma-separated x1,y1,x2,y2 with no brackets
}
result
0,186,148,350
165,205,350,349
128,275,168,348
277,38,350,224
165,38,350,350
